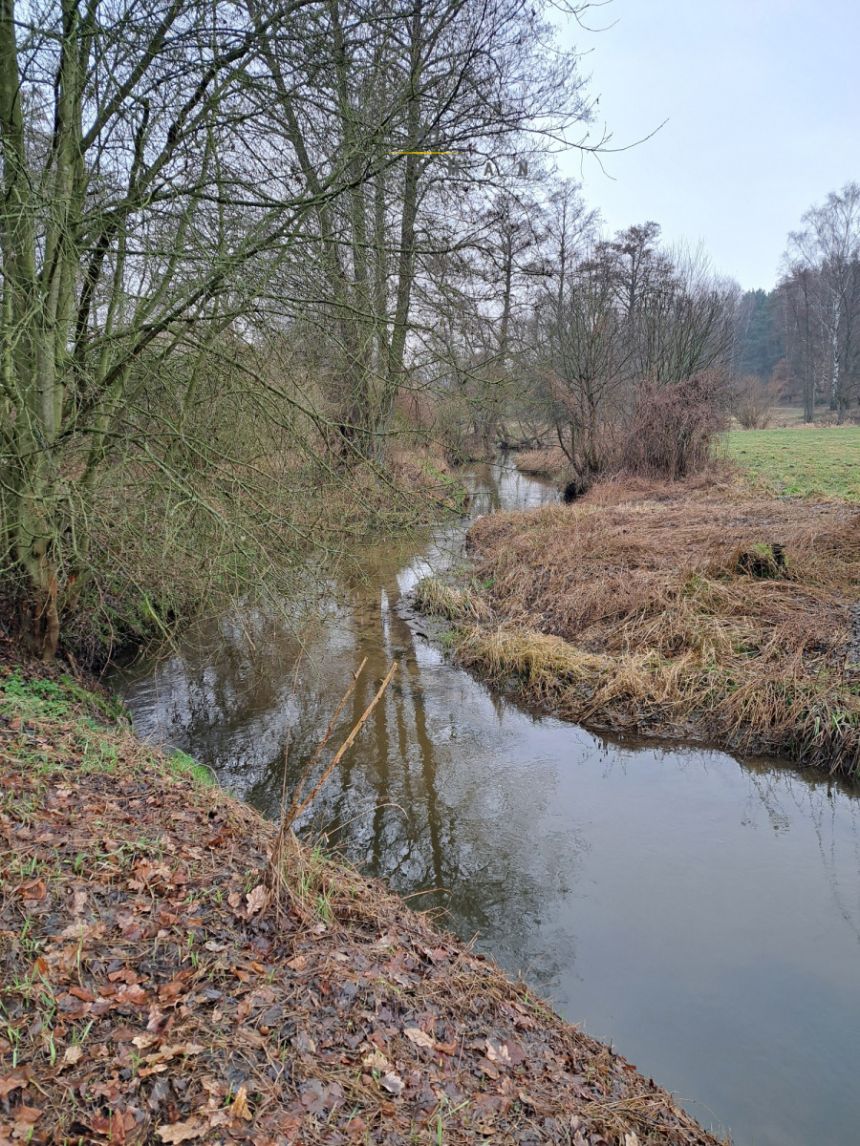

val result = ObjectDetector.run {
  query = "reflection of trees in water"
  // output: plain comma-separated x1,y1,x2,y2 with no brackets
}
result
118,461,860,994
115,605,345,797
115,456,579,995
251,556,581,993
741,760,860,946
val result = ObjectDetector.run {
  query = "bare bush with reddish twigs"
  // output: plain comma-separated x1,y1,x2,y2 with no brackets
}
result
621,373,729,480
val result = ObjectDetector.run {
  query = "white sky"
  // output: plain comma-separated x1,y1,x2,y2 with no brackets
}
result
555,0,860,290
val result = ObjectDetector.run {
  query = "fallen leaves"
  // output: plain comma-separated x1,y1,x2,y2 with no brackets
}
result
157,1119,207,1143
10,1105,42,1129
0,1075,28,1099
138,1042,205,1077
228,1085,251,1121
485,1037,512,1066
61,1045,83,1067
86,1109,137,1141
244,883,269,918
16,877,47,902
379,1071,405,1097
362,1049,391,1073
0,674,724,1146
403,1026,435,1050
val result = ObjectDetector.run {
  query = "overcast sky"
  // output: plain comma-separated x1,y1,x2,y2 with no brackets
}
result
555,0,860,290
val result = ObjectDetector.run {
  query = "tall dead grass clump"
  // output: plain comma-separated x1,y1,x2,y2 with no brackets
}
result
514,447,570,481
413,577,490,622
621,372,729,480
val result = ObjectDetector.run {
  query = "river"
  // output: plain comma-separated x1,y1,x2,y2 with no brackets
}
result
112,462,860,1146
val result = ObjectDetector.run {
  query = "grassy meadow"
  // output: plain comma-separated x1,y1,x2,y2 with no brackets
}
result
725,426,860,500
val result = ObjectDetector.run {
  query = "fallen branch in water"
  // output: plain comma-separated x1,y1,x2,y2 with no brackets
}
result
281,656,368,829
269,658,398,916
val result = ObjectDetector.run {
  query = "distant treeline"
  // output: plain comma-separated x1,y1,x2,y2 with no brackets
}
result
732,184,860,421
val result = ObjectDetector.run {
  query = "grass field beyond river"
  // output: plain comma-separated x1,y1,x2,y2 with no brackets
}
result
725,426,860,500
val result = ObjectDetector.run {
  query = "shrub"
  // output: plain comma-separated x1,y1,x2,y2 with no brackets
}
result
620,373,729,480
734,375,774,429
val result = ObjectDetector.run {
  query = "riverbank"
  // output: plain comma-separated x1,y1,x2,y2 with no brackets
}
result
415,473,860,777
509,447,569,483
0,443,467,673
0,661,724,1144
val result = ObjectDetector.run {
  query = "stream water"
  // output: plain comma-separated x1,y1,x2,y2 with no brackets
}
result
113,463,860,1146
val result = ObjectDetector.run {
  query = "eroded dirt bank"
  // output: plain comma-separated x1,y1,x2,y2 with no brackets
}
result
0,666,723,1145
415,474,860,776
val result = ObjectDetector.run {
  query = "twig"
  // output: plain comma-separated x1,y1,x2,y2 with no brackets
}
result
282,656,368,827
268,660,398,916
288,660,398,826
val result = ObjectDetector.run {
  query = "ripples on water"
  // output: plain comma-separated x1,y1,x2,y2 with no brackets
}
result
114,463,860,1146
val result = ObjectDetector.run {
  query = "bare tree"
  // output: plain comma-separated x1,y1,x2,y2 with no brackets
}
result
527,220,733,481
777,266,820,422
785,183,860,421
0,0,406,656
251,0,595,461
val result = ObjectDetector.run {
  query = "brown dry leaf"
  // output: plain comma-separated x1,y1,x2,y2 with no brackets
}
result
0,1075,27,1099
478,1057,500,1080
89,1110,133,1141
380,1071,404,1096
403,1026,435,1050
422,946,450,963
294,1031,316,1055
245,884,269,917
140,1043,205,1076
155,1042,205,1059
229,1085,252,1121
485,1039,512,1067
362,1050,391,1073
62,1045,83,1067
502,1039,526,1067
11,1106,41,1125
157,1120,207,1143
18,878,47,902
131,1033,159,1050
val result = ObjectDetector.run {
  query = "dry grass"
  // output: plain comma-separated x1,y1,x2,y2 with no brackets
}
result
413,577,491,622
513,446,570,482
432,476,860,775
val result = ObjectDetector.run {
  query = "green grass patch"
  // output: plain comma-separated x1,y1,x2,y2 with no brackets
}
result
0,668,216,789
0,670,124,723
1,672,72,719
726,427,860,500
166,748,217,786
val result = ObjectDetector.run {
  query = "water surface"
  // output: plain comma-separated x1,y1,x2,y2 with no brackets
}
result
114,463,860,1146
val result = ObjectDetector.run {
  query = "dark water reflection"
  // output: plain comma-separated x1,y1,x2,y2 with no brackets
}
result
113,464,860,1146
